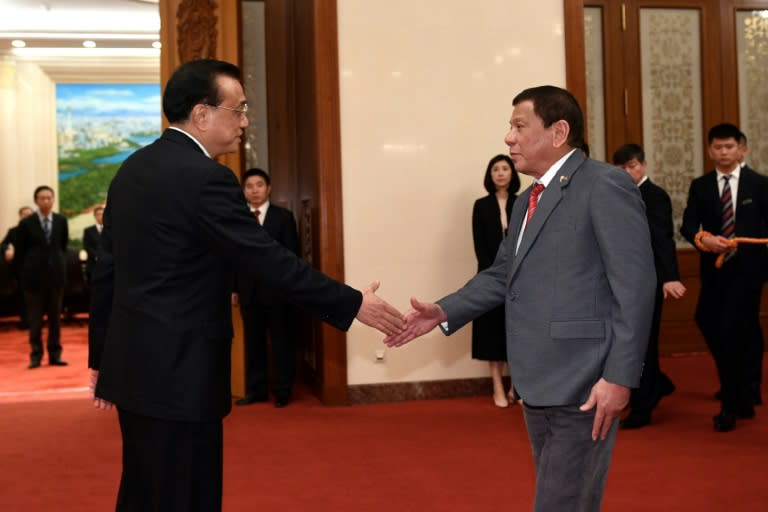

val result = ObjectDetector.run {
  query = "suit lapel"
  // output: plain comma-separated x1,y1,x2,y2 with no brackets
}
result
508,151,584,281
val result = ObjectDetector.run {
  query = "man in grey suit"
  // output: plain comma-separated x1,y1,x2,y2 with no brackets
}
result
385,86,655,512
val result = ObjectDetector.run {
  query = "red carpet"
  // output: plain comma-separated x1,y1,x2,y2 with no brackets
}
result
0,326,766,511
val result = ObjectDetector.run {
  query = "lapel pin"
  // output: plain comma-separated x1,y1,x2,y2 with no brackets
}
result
560,175,569,183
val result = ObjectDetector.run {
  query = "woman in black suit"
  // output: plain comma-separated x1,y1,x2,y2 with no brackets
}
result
472,154,520,407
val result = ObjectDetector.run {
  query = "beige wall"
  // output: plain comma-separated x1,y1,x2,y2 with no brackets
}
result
338,0,566,385
0,59,58,229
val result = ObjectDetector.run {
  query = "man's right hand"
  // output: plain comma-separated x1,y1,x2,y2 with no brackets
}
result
89,369,114,411
383,297,446,347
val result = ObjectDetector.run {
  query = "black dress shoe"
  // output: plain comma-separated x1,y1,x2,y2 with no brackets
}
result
620,413,651,430
28,360,41,369
235,394,268,406
49,358,68,366
274,397,290,408
713,411,736,432
736,406,755,420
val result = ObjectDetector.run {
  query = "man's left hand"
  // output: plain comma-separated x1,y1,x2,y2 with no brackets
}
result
579,378,630,440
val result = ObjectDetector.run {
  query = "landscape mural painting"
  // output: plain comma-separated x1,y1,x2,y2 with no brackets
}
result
56,83,161,246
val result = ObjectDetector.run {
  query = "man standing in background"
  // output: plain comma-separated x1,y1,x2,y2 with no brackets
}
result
613,143,686,429
82,205,104,284
14,186,69,368
233,168,300,408
1,205,34,329
681,123,768,432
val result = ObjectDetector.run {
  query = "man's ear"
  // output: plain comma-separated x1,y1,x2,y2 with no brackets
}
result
190,103,210,131
551,119,570,148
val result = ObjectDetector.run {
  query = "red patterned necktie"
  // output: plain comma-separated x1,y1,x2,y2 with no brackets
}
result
526,183,546,225
720,175,734,239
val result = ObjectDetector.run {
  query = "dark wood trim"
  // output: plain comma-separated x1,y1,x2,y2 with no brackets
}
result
564,0,587,132
349,378,507,405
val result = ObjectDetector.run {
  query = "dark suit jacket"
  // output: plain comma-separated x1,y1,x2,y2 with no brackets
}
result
236,204,300,306
639,179,679,284
472,194,514,271
680,166,768,282
14,212,68,291
1,226,20,274
83,225,101,281
89,129,362,423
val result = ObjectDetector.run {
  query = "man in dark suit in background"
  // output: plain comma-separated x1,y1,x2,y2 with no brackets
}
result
1,205,34,328
385,86,655,511
14,186,69,368
88,59,403,512
613,144,686,429
681,123,768,432
82,205,104,284
233,168,300,408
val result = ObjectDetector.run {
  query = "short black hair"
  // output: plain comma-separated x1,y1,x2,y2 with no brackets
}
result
512,85,585,149
162,59,242,123
33,185,54,200
707,123,743,144
483,154,520,195
612,143,645,166
18,206,32,215
242,168,271,187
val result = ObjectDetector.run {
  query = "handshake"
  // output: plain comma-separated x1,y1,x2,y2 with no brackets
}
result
355,281,446,348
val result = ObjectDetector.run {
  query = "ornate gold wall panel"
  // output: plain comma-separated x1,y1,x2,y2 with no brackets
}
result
737,10,768,174
640,8,703,245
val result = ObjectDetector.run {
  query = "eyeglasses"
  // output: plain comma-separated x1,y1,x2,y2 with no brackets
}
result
205,103,249,116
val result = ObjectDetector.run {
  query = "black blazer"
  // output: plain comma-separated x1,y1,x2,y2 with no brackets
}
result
14,212,68,291
89,129,362,422
83,225,101,280
1,226,20,274
236,204,300,306
472,194,515,271
681,166,768,282
639,179,679,283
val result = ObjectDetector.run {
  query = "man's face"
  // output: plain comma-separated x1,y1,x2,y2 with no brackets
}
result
619,158,647,185
94,208,104,225
243,175,271,207
708,137,741,172
504,100,556,179
34,190,54,215
19,207,33,220
205,75,249,158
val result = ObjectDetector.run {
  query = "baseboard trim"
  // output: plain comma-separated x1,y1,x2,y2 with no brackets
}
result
348,377,510,405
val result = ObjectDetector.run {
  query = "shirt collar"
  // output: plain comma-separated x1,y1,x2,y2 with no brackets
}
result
536,149,578,188
168,126,211,158
716,165,740,181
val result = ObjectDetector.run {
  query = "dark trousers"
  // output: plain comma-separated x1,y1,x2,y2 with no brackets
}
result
695,266,763,414
629,284,674,416
24,286,63,362
116,408,223,512
13,274,28,326
523,404,619,512
240,301,295,400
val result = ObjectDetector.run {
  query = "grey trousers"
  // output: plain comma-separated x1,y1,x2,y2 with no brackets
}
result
523,404,619,512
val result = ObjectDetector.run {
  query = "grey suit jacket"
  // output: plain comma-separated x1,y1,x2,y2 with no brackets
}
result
438,151,656,406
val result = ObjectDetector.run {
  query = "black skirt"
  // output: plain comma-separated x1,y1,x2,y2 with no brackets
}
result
471,303,507,361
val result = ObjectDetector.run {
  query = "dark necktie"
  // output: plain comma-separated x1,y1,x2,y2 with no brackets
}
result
43,217,51,242
255,209,261,225
526,183,546,226
720,175,734,239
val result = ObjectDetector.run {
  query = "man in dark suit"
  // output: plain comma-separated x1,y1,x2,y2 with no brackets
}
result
613,144,686,429
88,59,402,512
1,205,34,328
681,123,768,432
385,86,655,511
14,186,69,368
233,168,300,408
82,205,104,284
